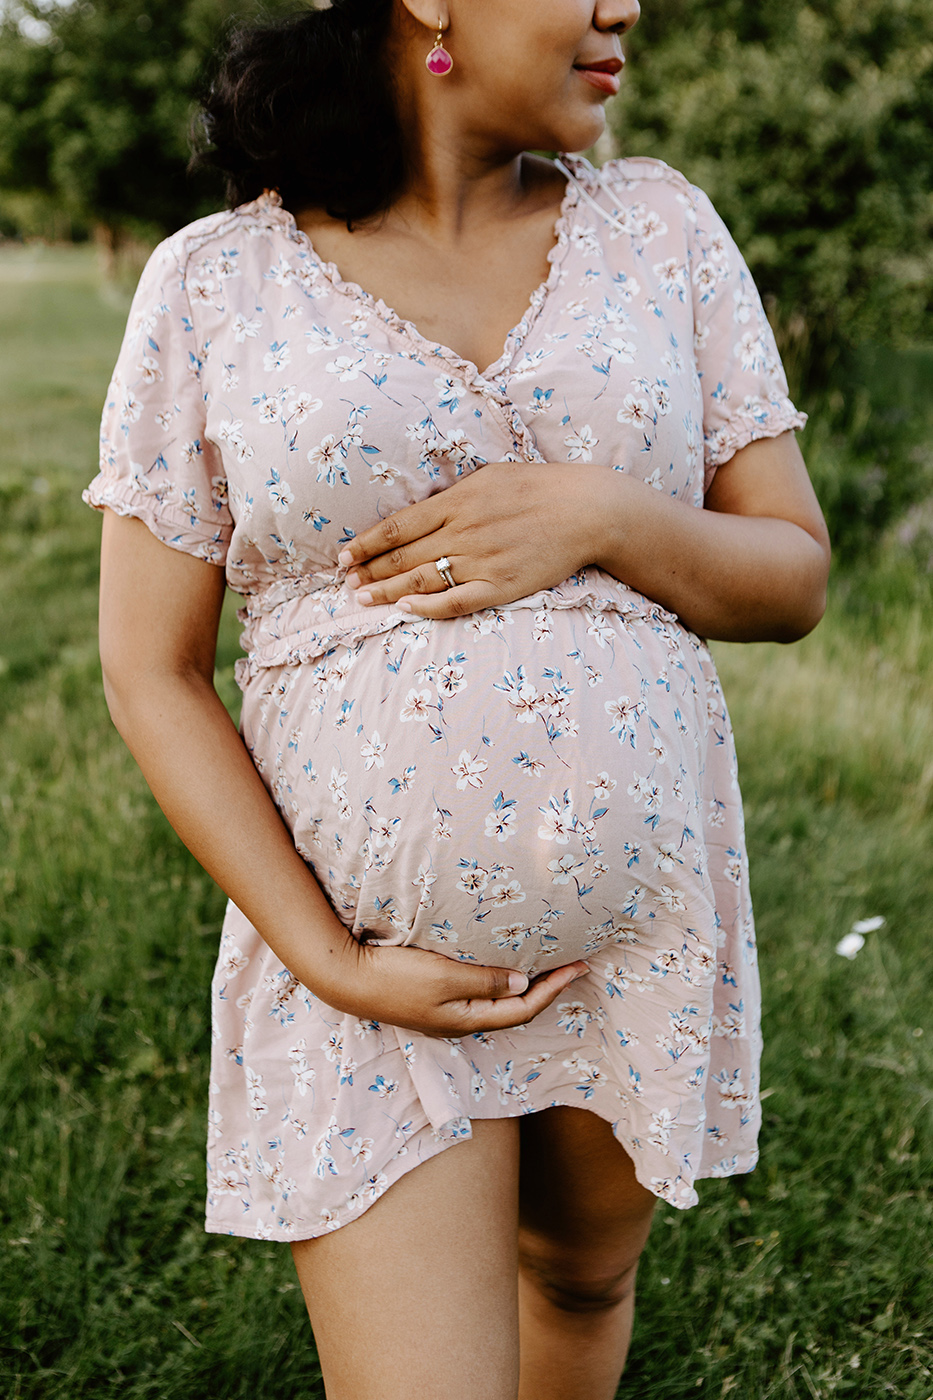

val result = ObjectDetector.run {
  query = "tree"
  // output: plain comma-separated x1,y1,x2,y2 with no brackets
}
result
0,0,295,245
611,0,933,560
612,0,933,376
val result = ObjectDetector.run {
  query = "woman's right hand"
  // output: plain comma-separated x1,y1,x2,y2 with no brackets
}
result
317,937,589,1039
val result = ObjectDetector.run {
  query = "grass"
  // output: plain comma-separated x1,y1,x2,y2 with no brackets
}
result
0,243,930,1400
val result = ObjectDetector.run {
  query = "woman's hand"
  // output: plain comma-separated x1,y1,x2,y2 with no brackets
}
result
338,461,601,619
319,936,589,1040
338,434,831,642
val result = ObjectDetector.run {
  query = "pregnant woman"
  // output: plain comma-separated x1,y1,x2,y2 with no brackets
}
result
86,1,830,1396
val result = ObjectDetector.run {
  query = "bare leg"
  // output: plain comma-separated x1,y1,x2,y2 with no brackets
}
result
291,1118,521,1400
517,1107,657,1400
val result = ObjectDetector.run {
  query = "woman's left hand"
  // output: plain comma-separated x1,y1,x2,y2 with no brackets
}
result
338,461,605,618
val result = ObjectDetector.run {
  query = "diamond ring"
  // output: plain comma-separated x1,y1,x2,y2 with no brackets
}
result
434,556,456,589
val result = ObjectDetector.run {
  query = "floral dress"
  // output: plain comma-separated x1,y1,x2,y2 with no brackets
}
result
85,154,806,1240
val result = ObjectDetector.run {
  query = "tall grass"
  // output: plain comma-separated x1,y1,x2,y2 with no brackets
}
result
0,245,930,1399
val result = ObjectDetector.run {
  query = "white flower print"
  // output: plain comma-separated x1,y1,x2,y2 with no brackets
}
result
693,261,720,300
245,1067,268,1119
265,469,293,514
457,863,489,895
360,732,387,769
400,688,433,722
288,392,323,422
307,434,346,486
435,374,467,410
437,663,467,697
351,1136,374,1167
121,389,143,423
187,276,216,306
452,750,488,790
648,1107,675,1150
725,852,744,884
616,394,653,430
485,799,517,842
655,844,682,872
538,792,576,845
370,460,400,484
736,331,769,373
655,886,687,913
653,257,686,298
547,854,581,885
326,354,363,381
232,313,262,342
556,1001,591,1037
491,924,532,952
137,355,163,384
564,424,598,462
489,880,526,906
715,1070,752,1110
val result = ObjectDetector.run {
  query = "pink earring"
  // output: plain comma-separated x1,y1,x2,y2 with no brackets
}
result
426,18,453,75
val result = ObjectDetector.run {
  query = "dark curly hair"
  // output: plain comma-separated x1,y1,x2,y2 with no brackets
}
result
191,0,403,226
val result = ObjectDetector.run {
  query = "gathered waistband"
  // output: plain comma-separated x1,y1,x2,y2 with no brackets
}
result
232,568,683,687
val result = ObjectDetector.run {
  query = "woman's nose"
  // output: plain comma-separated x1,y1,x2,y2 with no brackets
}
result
596,0,641,35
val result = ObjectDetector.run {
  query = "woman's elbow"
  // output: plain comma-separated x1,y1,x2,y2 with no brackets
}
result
776,541,830,643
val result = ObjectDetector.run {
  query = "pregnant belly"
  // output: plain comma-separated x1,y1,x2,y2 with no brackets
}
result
241,603,731,975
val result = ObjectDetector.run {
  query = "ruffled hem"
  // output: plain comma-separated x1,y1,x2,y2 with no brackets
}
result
704,401,809,491
83,477,231,565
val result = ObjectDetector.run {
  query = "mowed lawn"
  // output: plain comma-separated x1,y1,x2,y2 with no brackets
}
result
0,244,930,1400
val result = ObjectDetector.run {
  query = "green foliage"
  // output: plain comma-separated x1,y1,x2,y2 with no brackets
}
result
614,0,933,361
612,0,933,562
0,0,296,239
1,246,932,1398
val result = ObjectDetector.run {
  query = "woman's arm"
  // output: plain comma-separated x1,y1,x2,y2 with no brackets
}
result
339,431,830,643
98,511,586,1034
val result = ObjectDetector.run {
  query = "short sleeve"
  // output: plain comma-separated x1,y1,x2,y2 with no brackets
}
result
83,236,233,564
688,188,807,492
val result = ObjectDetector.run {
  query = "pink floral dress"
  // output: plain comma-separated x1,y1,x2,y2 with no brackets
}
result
85,155,806,1240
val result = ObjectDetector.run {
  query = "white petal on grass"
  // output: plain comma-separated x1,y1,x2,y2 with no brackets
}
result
835,932,865,960
851,915,885,934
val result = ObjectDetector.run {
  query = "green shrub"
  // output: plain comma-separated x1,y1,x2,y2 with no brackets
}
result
613,0,933,562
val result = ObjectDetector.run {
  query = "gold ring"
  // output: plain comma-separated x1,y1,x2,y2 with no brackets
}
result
435,556,455,589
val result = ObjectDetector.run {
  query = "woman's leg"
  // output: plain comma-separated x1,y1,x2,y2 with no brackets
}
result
291,1117,522,1400
516,1106,657,1400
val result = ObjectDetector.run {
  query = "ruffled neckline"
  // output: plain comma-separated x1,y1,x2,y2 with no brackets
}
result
248,156,587,388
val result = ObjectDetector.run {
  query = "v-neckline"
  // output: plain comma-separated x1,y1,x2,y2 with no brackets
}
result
258,157,583,386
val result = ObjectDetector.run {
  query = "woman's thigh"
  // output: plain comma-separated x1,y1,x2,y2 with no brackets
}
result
291,1117,522,1400
518,1107,657,1307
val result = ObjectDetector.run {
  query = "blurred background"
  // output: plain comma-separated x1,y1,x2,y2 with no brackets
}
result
0,2,930,1397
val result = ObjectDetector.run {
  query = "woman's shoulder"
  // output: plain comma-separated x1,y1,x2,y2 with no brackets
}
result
145,194,294,286
568,153,706,220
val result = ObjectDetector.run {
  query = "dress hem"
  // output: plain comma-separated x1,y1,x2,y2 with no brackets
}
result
203,1096,760,1243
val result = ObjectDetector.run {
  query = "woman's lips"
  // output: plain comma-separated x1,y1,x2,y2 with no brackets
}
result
575,59,623,97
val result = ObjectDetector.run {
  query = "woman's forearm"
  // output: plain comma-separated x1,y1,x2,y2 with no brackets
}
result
585,468,828,642
103,667,354,998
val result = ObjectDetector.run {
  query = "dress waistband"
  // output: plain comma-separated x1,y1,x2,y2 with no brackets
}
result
233,568,682,687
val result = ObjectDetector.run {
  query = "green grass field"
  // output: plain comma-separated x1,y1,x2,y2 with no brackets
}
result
1,244,930,1400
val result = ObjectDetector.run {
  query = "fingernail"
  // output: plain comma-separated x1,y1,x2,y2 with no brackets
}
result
345,571,360,588
572,968,589,982
396,600,412,614
356,590,373,606
337,549,353,567
508,971,529,995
